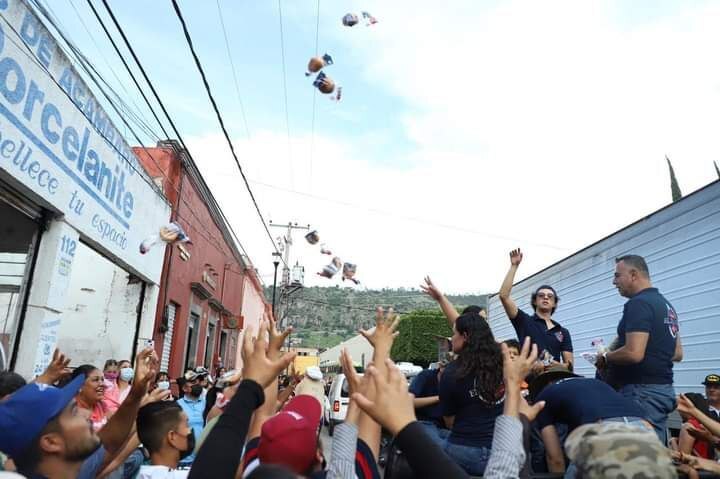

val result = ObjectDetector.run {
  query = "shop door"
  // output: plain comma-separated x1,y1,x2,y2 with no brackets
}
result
0,190,41,370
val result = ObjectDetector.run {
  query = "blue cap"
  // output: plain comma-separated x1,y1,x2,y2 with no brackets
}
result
0,374,85,457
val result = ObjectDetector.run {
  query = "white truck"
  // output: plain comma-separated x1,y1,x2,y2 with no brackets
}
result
488,180,720,396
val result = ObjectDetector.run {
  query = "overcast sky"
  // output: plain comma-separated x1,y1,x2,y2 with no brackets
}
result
50,0,720,294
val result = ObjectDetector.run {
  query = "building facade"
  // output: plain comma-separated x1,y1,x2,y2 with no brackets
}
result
134,141,269,380
0,0,170,376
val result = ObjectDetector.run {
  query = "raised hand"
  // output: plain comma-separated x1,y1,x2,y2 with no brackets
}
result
359,307,400,351
340,348,368,396
241,321,296,389
509,248,523,266
502,337,537,385
420,276,442,302
677,394,700,418
684,422,715,443
36,348,71,385
268,317,293,358
131,347,159,398
141,387,172,406
351,358,416,435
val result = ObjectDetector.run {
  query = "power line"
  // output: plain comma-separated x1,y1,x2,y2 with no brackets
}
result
214,0,250,141
32,0,160,144
308,0,320,192
84,0,171,140
277,0,294,188
94,0,283,269
65,0,161,142
248,180,572,251
163,0,286,264
0,12,246,264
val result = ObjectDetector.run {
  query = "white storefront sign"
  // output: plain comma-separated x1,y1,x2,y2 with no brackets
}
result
0,0,170,283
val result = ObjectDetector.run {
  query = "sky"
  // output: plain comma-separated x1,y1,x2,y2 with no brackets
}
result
46,0,720,294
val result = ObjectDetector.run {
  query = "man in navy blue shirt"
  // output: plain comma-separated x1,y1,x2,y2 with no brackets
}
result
409,360,450,446
499,248,573,371
530,373,648,473
596,254,683,445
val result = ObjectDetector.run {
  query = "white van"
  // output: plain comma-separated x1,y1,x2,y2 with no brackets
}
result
325,373,361,436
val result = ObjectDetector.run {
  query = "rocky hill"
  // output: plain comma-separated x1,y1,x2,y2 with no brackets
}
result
265,286,488,350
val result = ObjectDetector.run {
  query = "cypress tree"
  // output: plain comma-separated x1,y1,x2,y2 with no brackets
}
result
666,156,682,202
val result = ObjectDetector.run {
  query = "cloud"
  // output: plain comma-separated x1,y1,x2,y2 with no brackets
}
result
185,0,720,293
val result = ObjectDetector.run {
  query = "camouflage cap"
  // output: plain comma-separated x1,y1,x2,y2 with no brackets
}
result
565,423,677,479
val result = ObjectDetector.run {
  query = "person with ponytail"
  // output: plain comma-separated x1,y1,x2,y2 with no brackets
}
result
439,311,505,476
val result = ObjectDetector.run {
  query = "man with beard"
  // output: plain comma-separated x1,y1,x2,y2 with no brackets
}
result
175,371,207,467
0,347,158,479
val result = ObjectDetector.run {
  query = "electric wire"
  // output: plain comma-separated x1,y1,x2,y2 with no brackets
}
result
166,0,285,264
308,0,320,192
248,180,571,251
0,12,250,269
277,0,294,188
214,0,251,141
96,0,285,268
84,0,171,140
65,0,162,142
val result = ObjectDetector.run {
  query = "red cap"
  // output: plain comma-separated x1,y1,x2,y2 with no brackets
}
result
258,395,322,473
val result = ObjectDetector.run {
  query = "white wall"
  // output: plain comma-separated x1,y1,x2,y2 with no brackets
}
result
56,242,143,366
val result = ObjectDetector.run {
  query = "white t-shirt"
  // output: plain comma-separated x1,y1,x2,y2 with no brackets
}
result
137,465,190,479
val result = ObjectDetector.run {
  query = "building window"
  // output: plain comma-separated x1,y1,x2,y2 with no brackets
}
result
204,319,216,369
219,330,228,367
160,303,178,372
185,311,200,370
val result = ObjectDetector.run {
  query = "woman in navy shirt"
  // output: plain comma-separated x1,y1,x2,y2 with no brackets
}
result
439,311,504,476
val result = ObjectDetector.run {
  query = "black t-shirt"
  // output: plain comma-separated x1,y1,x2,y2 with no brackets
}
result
535,377,645,431
511,309,573,362
409,369,443,425
438,361,503,448
611,288,678,386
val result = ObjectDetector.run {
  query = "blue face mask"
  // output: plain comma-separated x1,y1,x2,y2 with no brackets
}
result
120,367,134,382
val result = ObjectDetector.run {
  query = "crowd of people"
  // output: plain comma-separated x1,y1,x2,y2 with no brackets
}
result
0,250,718,478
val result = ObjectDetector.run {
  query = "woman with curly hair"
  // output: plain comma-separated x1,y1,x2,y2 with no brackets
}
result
439,311,505,476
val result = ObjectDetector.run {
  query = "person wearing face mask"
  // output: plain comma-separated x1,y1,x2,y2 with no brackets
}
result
175,371,206,467
155,372,173,398
136,402,195,478
103,359,121,413
117,360,134,403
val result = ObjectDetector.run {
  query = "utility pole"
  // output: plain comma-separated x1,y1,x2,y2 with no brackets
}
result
269,221,310,330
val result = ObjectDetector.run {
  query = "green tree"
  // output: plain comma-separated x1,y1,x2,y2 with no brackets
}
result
666,156,682,202
391,309,452,367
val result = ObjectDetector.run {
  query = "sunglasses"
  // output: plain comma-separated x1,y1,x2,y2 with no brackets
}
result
536,293,555,300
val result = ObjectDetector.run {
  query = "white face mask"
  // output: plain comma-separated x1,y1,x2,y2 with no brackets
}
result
120,367,134,382
157,380,170,391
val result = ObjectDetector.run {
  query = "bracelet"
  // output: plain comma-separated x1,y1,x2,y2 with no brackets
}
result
602,351,608,363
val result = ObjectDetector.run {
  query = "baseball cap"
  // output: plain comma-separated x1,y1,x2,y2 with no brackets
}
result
528,366,579,401
258,395,322,473
703,374,720,386
565,422,676,479
0,374,86,457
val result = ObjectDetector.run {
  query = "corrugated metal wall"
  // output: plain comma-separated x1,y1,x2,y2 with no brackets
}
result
488,181,720,394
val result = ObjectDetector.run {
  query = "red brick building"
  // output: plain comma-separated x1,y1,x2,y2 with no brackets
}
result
133,141,269,379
